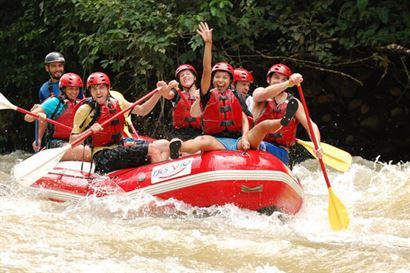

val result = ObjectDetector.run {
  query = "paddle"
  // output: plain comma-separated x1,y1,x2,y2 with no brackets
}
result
110,90,140,138
35,121,39,152
13,88,159,187
296,138,352,172
0,92,72,130
296,84,350,231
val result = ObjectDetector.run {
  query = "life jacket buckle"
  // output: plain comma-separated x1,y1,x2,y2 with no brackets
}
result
111,119,120,125
220,120,234,127
269,132,282,138
219,106,232,113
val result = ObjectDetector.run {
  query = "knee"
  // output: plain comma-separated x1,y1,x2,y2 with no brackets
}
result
148,144,159,156
259,120,277,130
152,139,169,152
148,144,161,162
195,136,213,147
194,136,206,142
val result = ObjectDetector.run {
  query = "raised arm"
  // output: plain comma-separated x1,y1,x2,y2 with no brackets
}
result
161,80,178,101
197,22,213,95
131,81,167,116
253,73,303,102
252,84,289,102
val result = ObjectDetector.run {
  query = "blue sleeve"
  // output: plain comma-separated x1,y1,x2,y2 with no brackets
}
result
41,98,63,118
39,91,44,102
39,82,48,103
52,82,61,97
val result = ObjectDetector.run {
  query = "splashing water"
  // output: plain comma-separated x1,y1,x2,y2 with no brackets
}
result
0,151,409,273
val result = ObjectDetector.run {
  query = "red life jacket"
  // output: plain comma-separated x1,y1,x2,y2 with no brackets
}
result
247,115,254,128
172,90,201,129
255,96,299,147
52,99,85,140
90,98,125,148
202,88,243,135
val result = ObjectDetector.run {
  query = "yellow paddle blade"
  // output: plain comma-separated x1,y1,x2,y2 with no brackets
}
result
328,187,350,231
123,115,133,138
296,139,352,172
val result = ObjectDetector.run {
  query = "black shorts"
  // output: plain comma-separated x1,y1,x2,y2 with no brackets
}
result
172,127,203,141
47,139,66,148
93,140,149,173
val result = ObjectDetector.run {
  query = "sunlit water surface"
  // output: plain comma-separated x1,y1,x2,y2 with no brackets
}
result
0,151,409,273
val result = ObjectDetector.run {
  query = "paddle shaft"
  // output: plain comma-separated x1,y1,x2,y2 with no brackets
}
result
16,106,72,131
296,85,331,188
35,121,39,150
70,88,159,147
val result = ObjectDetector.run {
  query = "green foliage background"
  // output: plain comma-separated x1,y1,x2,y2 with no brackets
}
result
0,0,409,161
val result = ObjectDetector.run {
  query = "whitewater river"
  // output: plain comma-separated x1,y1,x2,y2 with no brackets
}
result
0,151,409,273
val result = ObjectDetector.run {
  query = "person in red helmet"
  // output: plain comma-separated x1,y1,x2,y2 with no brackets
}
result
233,67,254,111
251,63,323,165
70,72,171,173
25,73,91,161
169,23,299,159
160,64,202,140
231,67,255,128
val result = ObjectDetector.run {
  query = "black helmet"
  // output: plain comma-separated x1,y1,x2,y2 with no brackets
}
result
44,52,65,64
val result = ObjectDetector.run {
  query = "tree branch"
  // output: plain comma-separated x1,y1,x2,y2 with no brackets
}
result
377,44,410,56
303,64,363,86
250,51,364,86
400,57,410,85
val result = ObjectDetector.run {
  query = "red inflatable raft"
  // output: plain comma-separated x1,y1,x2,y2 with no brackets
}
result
30,150,303,215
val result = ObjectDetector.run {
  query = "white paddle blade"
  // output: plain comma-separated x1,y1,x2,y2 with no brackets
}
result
0,92,17,110
12,145,72,187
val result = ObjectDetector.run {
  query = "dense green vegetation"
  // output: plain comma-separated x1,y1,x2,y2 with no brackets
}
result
0,0,409,161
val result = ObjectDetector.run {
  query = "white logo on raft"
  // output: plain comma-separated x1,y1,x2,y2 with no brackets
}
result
151,158,193,183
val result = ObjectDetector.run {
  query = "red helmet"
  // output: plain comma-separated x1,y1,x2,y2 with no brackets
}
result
87,72,111,89
212,62,234,79
233,68,254,83
175,64,197,78
59,73,83,89
266,64,292,83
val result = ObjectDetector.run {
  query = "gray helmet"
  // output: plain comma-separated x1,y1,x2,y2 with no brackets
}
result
44,52,65,64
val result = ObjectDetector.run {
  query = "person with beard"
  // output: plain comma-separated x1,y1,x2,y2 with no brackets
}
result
39,52,83,102
31,52,84,151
